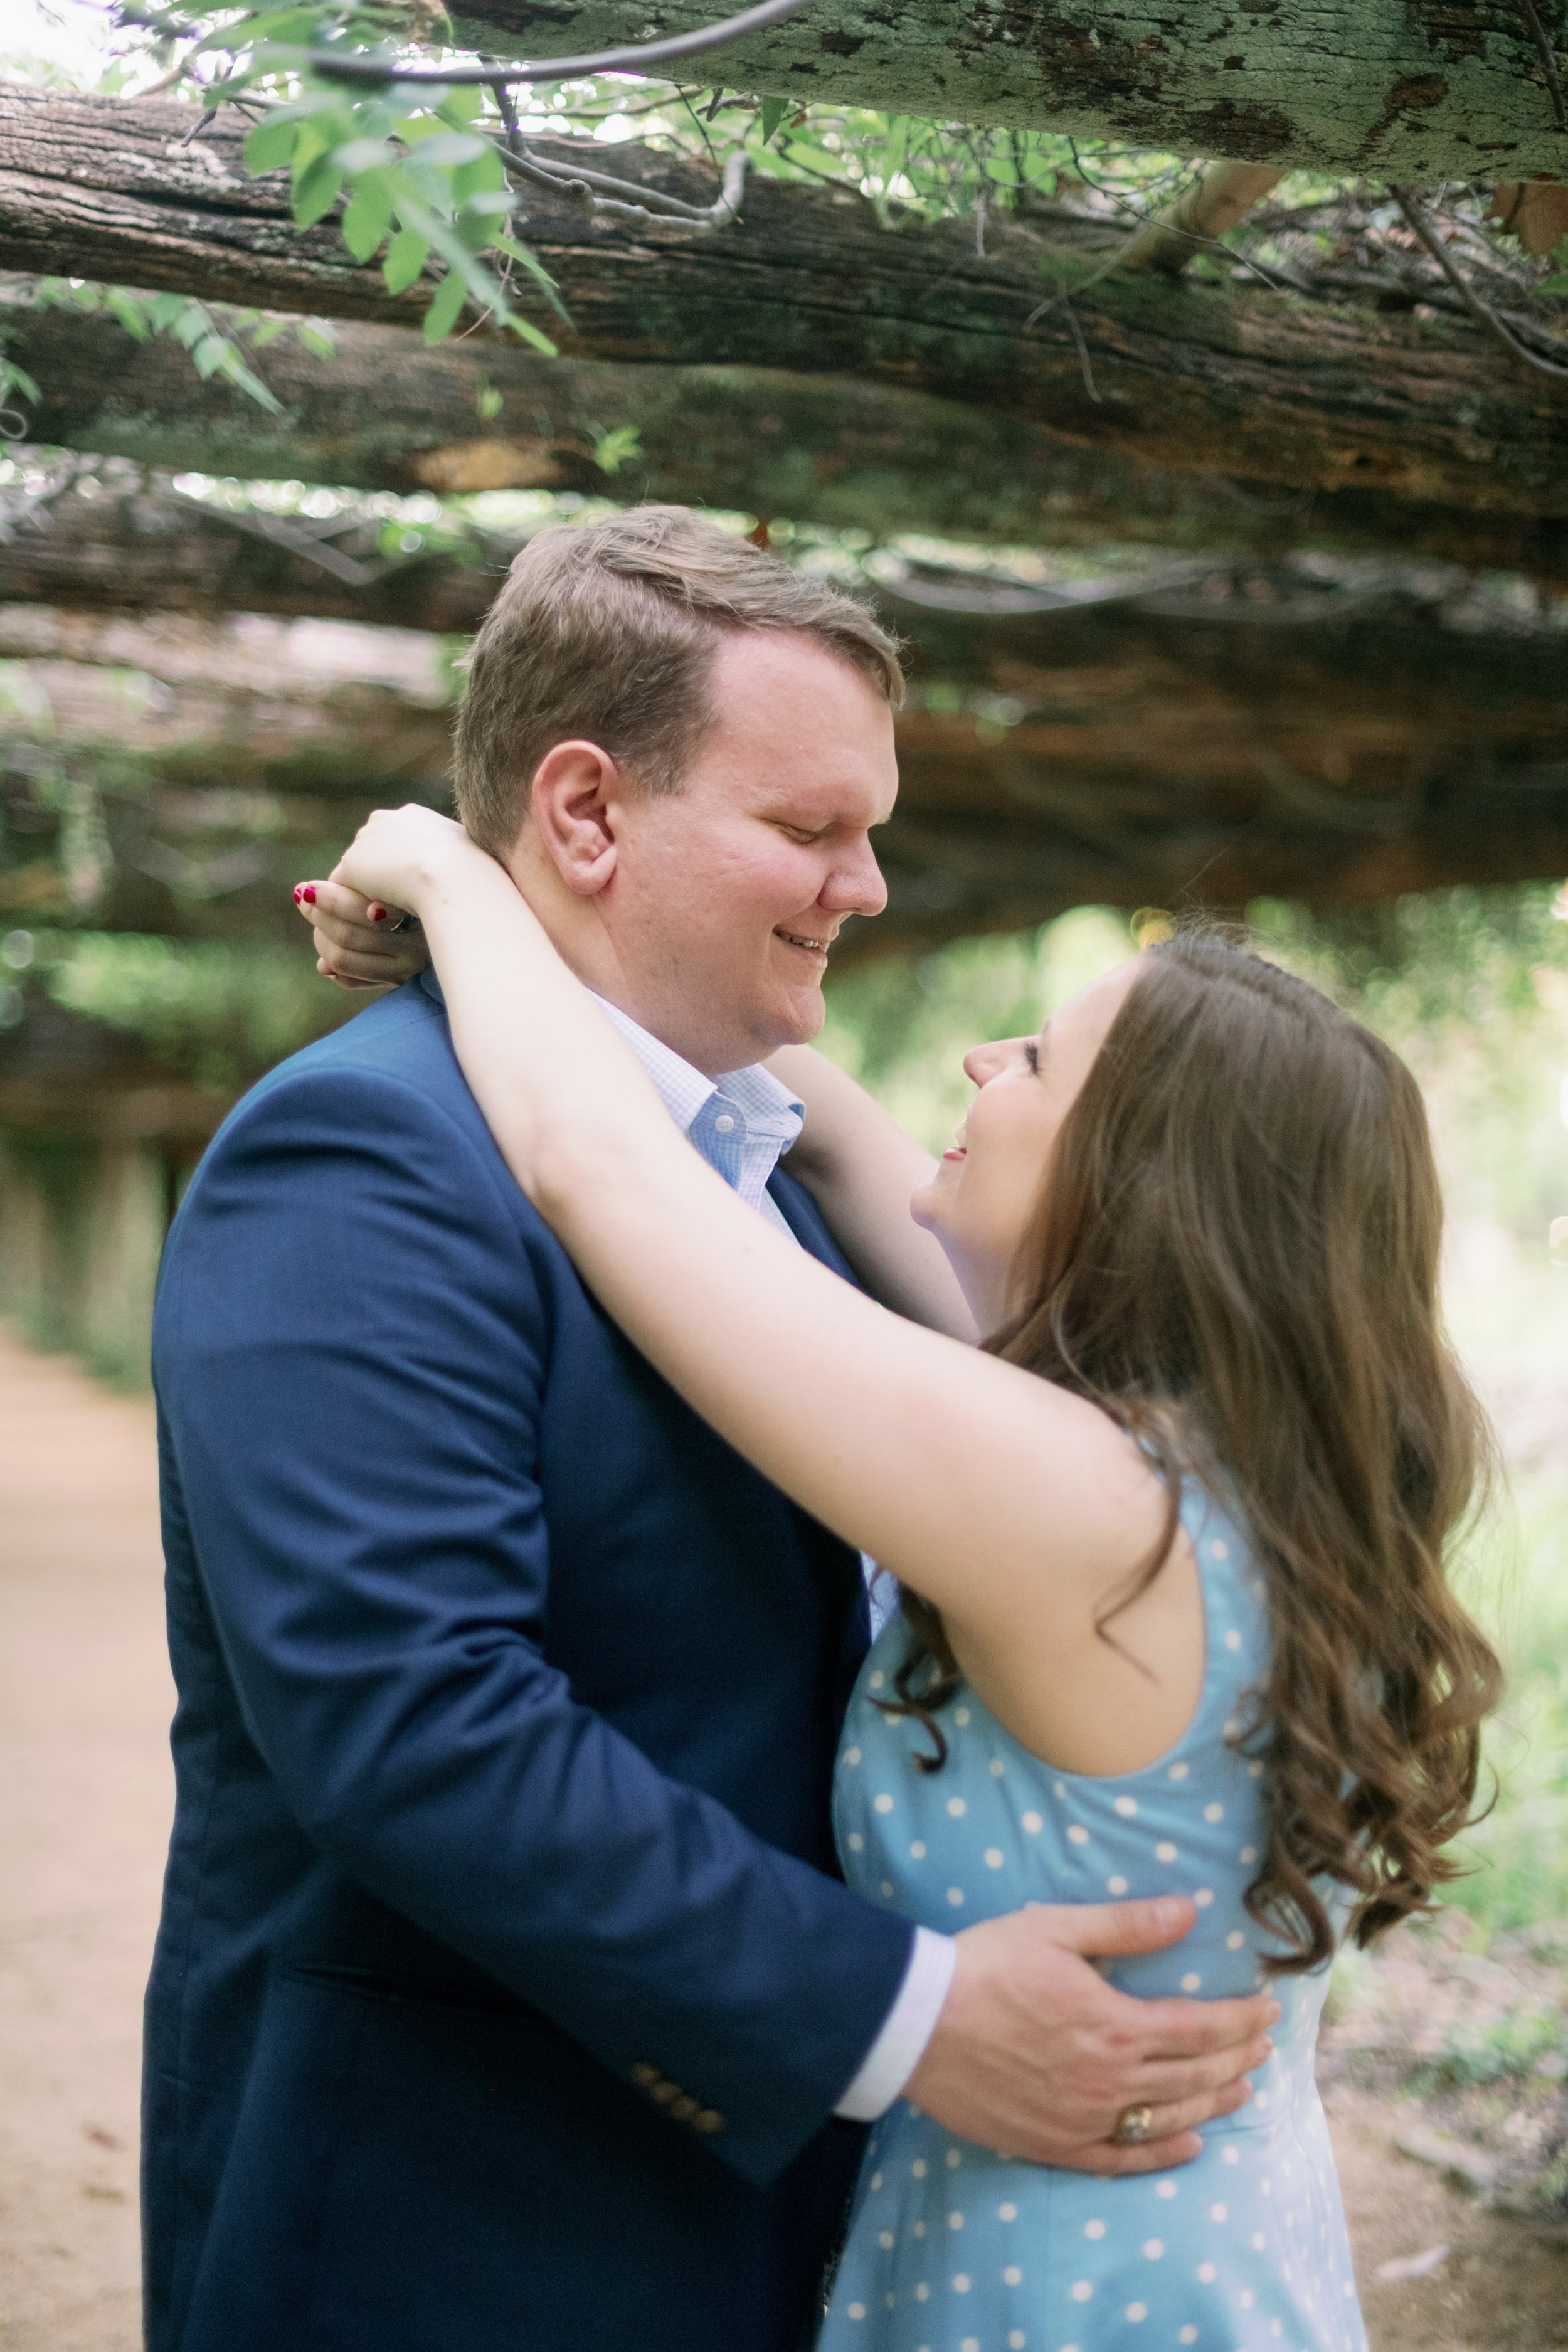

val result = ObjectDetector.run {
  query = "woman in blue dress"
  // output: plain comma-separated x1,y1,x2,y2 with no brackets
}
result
319,806,1501,2352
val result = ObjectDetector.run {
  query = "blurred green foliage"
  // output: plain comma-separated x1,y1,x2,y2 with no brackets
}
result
33,930,357,1090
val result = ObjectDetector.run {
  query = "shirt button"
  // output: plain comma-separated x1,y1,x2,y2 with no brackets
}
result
713,1114,736,1133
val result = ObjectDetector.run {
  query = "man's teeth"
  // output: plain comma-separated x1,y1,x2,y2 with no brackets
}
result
777,929,829,952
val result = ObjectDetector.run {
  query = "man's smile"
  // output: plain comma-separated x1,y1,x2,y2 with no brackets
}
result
774,926,833,958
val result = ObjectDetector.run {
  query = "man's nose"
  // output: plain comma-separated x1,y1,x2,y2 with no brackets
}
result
821,837,888,920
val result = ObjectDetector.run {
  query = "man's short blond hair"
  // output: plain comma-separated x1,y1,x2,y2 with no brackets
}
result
452,506,904,857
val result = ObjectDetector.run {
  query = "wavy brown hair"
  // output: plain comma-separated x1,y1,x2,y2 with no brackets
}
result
892,930,1503,1973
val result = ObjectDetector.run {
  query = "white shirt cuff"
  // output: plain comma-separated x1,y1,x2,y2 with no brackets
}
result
833,1927,957,2121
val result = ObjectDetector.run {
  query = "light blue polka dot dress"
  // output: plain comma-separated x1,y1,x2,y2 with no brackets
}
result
821,1480,1370,2352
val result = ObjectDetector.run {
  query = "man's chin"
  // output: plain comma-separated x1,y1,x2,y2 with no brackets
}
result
763,985,827,1051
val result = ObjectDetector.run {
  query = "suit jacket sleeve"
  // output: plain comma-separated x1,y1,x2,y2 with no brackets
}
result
154,1058,914,2188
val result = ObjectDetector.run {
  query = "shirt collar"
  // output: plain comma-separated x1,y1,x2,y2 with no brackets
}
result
592,995,803,1145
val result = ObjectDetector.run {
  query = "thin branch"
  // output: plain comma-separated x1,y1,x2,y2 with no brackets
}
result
290,0,816,90
1391,184,1568,381
169,489,383,585
499,134,748,230
485,59,748,231
1061,287,1101,403
1513,0,1568,136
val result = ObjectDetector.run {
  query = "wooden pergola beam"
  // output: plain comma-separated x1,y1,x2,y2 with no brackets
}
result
12,302,1568,583
450,0,1568,178
4,572,1564,953
3,92,1565,527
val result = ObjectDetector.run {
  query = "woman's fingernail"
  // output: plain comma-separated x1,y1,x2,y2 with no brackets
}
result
300,884,317,906
292,885,304,904
369,904,388,924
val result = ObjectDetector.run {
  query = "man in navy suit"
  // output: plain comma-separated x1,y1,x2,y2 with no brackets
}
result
147,509,1274,2352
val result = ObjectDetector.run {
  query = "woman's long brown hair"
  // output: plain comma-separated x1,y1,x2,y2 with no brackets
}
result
892,930,1503,1973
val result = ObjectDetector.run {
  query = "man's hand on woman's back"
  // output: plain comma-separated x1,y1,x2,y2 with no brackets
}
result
906,1896,1278,2175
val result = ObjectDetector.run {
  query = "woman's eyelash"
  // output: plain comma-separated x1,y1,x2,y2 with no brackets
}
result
1024,1039,1040,1073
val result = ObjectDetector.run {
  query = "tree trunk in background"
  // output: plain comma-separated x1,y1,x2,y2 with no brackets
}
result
12,305,1568,584
4,576,1564,951
10,475,1568,637
450,0,1568,177
3,93,1566,526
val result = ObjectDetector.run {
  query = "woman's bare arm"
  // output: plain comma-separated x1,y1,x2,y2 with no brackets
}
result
331,810,1200,1774
766,1046,978,1342
292,879,975,1338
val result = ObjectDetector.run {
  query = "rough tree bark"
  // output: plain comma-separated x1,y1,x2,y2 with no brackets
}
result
4,577,1564,952
3,90,1566,524
12,362,1568,597
13,300,1568,582
449,0,1568,178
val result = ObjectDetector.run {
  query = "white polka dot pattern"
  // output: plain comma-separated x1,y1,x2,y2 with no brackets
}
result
822,1481,1368,2352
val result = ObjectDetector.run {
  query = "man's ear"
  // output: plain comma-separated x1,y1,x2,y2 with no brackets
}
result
527,740,626,898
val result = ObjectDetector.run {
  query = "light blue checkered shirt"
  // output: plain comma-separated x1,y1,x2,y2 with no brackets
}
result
593,997,807,1233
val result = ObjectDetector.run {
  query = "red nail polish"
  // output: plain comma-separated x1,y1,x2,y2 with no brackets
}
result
370,905,388,923
292,885,304,904
301,885,317,906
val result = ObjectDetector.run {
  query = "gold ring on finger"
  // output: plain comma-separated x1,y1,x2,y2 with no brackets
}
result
1112,2102,1154,2146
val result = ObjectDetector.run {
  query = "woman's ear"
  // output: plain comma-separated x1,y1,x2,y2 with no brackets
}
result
528,740,625,898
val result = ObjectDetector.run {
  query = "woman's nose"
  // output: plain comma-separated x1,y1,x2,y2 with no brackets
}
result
963,1041,1004,1087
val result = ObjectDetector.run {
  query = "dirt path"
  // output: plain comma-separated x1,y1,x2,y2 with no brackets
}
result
0,1328,171,2352
0,1323,1564,2349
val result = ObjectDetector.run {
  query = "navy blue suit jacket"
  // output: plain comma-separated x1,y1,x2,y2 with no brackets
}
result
146,973,914,2352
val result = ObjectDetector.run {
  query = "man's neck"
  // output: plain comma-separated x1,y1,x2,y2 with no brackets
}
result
502,845,757,1080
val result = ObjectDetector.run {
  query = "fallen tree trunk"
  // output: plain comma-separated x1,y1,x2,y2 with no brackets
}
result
4,90,1566,523
451,0,1568,179
13,473,1568,635
4,576,1564,951
13,304,1568,583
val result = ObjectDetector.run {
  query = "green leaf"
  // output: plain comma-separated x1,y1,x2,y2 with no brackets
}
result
453,203,497,254
0,359,41,406
435,87,484,130
104,287,152,340
453,146,507,205
460,186,516,219
297,320,336,359
759,96,790,146
218,353,285,415
476,382,503,419
342,170,395,261
248,315,288,346
149,290,188,332
289,117,332,178
243,112,300,174
383,226,430,294
421,268,469,344
172,302,210,350
292,152,343,230
591,424,643,476
191,331,231,379
507,314,558,357
206,6,324,50
776,142,842,177
1540,272,1568,294
412,132,487,169
334,137,398,177
494,234,571,323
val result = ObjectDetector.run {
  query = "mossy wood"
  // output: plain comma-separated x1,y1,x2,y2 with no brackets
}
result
3,91,1566,525
450,0,1568,178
